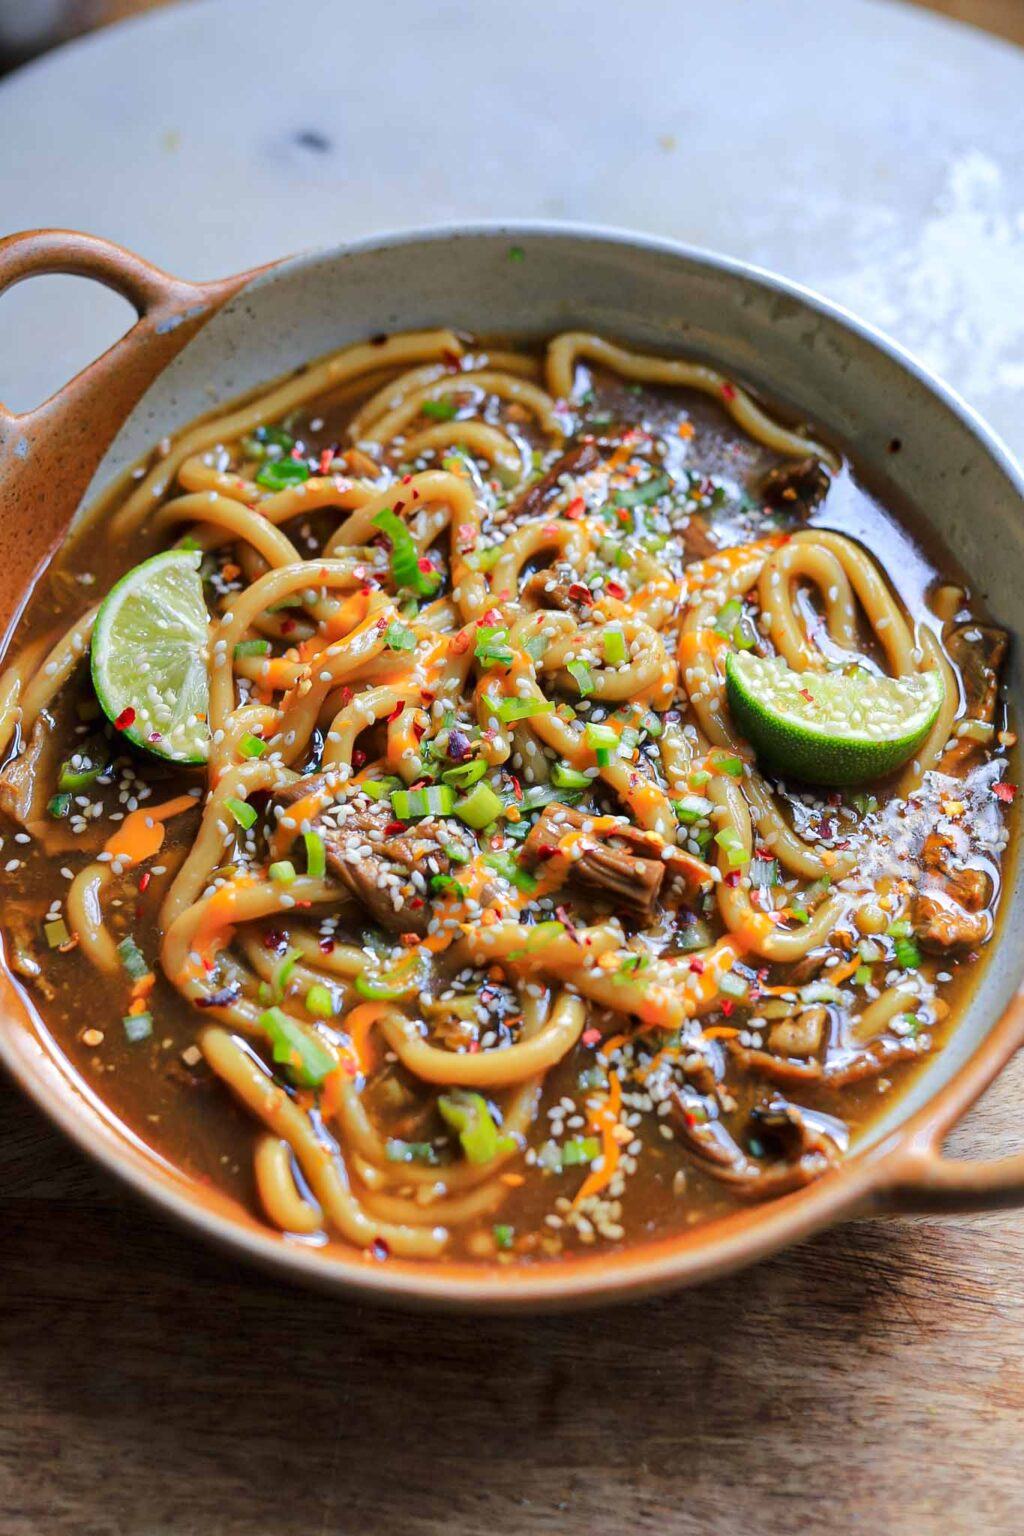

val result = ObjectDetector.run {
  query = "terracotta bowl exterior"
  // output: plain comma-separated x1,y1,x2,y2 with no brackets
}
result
1,223,1024,1311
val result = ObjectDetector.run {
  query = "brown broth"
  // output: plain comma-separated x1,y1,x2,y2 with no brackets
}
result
0,334,1015,1266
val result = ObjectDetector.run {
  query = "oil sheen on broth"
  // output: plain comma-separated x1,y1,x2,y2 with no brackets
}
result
0,329,1014,1266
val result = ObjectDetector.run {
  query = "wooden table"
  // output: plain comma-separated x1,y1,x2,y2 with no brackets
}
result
3,2,1024,1532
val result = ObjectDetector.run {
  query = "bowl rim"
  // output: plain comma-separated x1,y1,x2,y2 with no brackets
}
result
2,216,1024,1311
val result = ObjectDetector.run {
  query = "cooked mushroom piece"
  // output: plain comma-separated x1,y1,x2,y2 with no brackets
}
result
668,1092,840,1199
759,456,831,516
912,829,991,954
520,802,712,919
275,777,476,936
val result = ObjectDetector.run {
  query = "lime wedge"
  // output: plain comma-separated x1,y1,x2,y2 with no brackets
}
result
91,549,211,764
725,651,943,786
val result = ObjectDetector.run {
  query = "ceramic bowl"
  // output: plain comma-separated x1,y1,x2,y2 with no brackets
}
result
1,223,1023,1310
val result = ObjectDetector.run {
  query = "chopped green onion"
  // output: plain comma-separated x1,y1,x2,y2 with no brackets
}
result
272,946,301,1000
354,963,419,1001
790,904,810,924
719,971,749,999
233,638,271,659
674,794,713,824
269,860,296,885
304,830,327,880
305,983,336,1018
603,628,628,666
225,796,257,830
523,634,547,663
239,733,267,759
441,841,472,864
123,1012,153,1043
561,1136,601,1167
689,768,712,788
886,918,913,939
612,473,670,509
714,826,748,868
894,936,921,970
551,762,592,790
117,935,149,979
712,753,744,779
438,1089,514,1165
714,598,744,636
859,939,882,963
453,782,504,829
47,792,71,819
255,459,310,492
386,1139,438,1164
259,1006,335,1088
474,626,514,668
493,1223,515,1251
566,659,594,697
495,696,554,724
595,746,613,767
430,873,466,899
584,722,618,750
749,857,779,887
854,964,871,986
44,918,70,949
373,507,441,597
483,850,537,893
361,776,403,801
57,754,106,792
390,785,456,821
384,621,417,652
441,758,487,790
420,397,458,421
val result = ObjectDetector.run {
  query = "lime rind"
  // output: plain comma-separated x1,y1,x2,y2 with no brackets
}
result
90,549,212,765
725,650,943,787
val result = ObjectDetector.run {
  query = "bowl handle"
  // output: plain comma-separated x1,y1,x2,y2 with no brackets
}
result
0,229,259,633
879,1143,1024,1215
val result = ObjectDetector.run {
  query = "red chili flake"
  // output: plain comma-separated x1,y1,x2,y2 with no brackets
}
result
370,1238,390,1261
509,774,523,801
319,936,336,954
138,871,151,893
616,508,631,525
606,580,626,600
451,629,471,655
689,958,705,974
536,843,559,860
467,1039,481,1054
392,499,406,515
318,447,335,475
280,618,297,635
725,870,742,888
721,382,737,401
799,688,814,704
409,896,424,910
720,999,735,1017
442,349,461,370
290,445,304,461
351,748,367,769
567,582,594,607
148,731,162,743
295,900,312,909
411,720,426,741
564,497,585,520
581,1027,602,1047
262,928,284,951
338,685,354,706
386,701,405,724
684,1110,700,1128
481,607,502,626
401,474,413,485
456,523,477,552
114,707,136,731
418,557,435,575
994,782,1017,803
384,820,405,836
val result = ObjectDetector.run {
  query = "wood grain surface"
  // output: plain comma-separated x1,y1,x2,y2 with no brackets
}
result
2,3,1024,1533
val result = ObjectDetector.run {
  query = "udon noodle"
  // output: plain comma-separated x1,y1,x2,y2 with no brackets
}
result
0,325,1013,1263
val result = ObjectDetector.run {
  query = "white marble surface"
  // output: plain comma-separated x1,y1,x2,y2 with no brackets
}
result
0,0,1022,454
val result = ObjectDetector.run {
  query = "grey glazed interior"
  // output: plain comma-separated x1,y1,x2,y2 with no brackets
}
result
81,223,1024,1146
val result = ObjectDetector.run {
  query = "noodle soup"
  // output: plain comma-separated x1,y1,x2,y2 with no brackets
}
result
0,330,1013,1264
